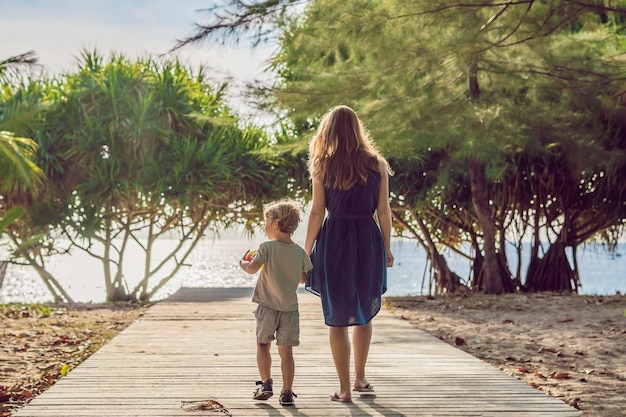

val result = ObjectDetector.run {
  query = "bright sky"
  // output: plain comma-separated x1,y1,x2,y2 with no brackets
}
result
0,0,276,119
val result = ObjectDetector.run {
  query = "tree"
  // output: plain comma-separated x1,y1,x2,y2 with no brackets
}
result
171,0,305,51
0,51,43,208
268,0,626,293
177,1,626,293
0,51,44,289
2,51,292,302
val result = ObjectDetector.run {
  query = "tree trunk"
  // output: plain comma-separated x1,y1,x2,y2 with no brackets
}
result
468,157,504,294
0,261,7,289
431,251,463,294
392,210,463,294
524,241,577,292
466,55,504,294
28,258,74,303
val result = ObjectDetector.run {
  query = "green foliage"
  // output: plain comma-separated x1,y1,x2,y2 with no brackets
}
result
0,51,38,85
265,0,626,292
1,50,295,302
1,303,52,318
0,132,43,194
150,0,626,293
0,55,46,242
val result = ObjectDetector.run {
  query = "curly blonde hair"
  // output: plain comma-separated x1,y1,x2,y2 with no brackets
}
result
263,199,302,235
308,105,390,190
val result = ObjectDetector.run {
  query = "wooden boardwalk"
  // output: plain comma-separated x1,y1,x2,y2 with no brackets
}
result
14,288,580,417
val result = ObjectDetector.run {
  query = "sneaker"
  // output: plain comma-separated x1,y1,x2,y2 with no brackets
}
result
253,379,273,400
279,390,297,406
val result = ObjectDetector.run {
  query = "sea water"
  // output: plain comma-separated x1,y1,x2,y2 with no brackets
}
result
0,238,624,304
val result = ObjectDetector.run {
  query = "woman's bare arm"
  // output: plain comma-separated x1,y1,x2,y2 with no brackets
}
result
376,159,394,267
304,179,326,255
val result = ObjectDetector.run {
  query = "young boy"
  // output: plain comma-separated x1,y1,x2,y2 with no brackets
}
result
239,199,313,406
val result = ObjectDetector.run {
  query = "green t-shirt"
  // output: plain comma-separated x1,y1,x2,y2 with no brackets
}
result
252,240,313,311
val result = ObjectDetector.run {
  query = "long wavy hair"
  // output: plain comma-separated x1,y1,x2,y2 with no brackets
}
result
308,105,390,190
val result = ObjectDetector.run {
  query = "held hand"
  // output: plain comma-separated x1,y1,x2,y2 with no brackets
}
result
386,250,394,267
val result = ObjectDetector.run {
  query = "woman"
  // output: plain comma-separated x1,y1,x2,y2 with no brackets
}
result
304,105,394,403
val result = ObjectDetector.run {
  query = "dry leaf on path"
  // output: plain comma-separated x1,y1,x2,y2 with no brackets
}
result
180,399,232,416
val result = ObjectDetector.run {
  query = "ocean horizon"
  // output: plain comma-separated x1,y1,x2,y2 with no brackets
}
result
1,237,624,304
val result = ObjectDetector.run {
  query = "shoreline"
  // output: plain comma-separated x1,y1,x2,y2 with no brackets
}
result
2,238,625,305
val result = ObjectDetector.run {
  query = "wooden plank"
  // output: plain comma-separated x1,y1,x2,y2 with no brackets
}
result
13,288,580,417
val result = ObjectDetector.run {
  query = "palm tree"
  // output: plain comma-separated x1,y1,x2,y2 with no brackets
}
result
0,51,38,81
0,51,43,196
0,51,43,288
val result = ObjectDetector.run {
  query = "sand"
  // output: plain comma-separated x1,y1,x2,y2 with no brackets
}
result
385,292,626,417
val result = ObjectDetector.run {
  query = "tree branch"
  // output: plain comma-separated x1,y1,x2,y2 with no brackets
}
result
170,0,308,51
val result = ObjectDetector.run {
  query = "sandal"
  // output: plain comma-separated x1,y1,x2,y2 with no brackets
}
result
352,384,374,393
330,392,352,403
253,379,273,400
279,390,297,406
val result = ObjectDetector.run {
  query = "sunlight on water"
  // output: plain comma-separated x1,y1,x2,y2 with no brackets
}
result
1,238,624,303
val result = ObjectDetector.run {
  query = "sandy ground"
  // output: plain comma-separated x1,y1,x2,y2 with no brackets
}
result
0,303,147,417
1,293,624,416
385,293,626,417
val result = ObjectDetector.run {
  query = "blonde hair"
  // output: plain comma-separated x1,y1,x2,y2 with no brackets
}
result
308,105,390,190
263,199,302,235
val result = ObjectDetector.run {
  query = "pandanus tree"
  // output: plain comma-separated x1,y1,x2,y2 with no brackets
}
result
2,51,290,302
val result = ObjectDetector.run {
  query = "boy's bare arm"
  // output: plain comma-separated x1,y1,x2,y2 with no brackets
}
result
239,256,262,274
300,272,308,284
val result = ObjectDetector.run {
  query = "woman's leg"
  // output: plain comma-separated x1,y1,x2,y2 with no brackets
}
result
353,322,372,388
329,326,351,399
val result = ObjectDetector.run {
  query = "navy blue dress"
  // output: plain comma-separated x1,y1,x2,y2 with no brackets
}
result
306,170,387,327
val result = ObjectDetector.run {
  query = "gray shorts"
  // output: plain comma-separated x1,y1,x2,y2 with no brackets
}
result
255,305,300,346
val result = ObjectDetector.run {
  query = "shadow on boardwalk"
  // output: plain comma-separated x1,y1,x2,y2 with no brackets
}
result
14,287,580,417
